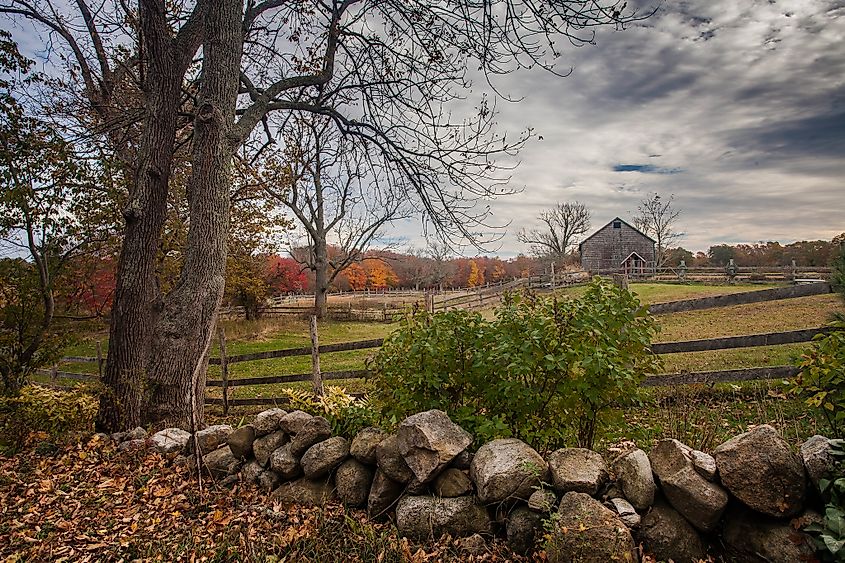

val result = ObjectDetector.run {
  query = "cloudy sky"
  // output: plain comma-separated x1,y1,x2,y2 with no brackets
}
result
421,0,845,257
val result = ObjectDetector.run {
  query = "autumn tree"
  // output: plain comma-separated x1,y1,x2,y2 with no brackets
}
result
634,193,683,268
518,201,591,263
467,260,485,287
263,117,409,317
1,0,651,430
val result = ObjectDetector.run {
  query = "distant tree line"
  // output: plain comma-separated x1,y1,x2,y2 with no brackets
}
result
665,235,845,268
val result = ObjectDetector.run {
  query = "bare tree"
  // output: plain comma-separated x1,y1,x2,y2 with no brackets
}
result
518,202,591,261
0,0,652,430
262,117,409,318
633,193,683,267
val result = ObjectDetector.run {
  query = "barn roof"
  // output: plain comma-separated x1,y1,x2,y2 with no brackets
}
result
578,217,656,251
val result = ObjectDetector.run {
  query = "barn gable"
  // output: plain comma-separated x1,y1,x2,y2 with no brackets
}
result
579,217,656,274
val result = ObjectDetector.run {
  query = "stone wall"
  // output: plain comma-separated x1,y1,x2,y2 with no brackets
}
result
113,410,837,562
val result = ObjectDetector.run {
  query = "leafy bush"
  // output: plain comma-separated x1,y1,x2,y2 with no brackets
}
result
279,386,379,437
790,323,845,437
805,439,845,561
369,278,660,450
0,384,97,453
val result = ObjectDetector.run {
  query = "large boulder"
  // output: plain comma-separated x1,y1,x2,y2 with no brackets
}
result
279,410,314,434
301,436,349,479
546,492,637,563
289,416,332,457
506,505,543,555
151,428,191,454
723,507,818,563
396,410,472,484
376,433,414,484
252,408,287,436
713,425,806,517
269,443,302,480
203,446,242,479
190,424,233,454
649,439,728,532
227,425,256,459
469,439,549,504
253,431,288,467
639,502,706,563
336,459,374,507
273,477,335,506
433,468,473,497
396,495,491,540
801,435,836,493
612,448,655,511
368,469,404,517
547,448,609,495
350,427,388,465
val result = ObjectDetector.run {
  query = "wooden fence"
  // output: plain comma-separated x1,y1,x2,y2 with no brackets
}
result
38,282,836,408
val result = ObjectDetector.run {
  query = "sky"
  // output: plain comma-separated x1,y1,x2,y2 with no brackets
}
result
3,0,843,259
403,0,845,257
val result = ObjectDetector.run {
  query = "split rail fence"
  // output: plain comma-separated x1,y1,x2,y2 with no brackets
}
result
39,282,837,411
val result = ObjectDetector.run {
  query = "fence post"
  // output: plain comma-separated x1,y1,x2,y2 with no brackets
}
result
50,365,57,386
218,326,229,415
95,340,104,378
790,259,797,283
309,315,324,397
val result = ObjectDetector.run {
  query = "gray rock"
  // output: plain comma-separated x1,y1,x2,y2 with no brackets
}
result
613,448,655,511
350,427,387,465
376,433,414,484
113,426,147,443
469,438,549,504
191,424,233,454
606,497,640,528
203,446,242,479
151,428,191,454
528,489,557,513
455,533,487,556
289,416,331,457
301,436,349,479
546,492,637,563
713,424,806,517
241,460,264,484
253,431,288,467
336,458,374,507
397,409,472,484
547,448,609,495
269,443,302,480
433,468,473,497
801,435,835,492
396,495,491,540
650,439,728,532
450,450,474,470
273,477,335,506
507,505,543,555
723,507,818,563
639,502,706,563
118,438,147,451
279,410,314,435
257,470,281,493
690,450,717,481
368,469,404,517
253,408,287,436
227,425,256,459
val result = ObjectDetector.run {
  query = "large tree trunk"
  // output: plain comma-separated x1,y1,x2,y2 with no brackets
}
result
313,240,329,319
143,0,243,428
96,57,182,433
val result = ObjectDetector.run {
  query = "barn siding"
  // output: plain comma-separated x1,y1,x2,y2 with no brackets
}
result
580,219,655,273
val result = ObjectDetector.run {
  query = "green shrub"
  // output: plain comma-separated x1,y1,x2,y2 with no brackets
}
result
0,384,97,453
369,278,660,450
790,323,845,437
805,439,845,561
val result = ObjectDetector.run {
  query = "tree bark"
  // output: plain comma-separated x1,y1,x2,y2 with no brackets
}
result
96,47,182,432
313,240,329,319
143,0,243,428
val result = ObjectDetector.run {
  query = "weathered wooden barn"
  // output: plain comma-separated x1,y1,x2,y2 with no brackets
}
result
579,217,656,275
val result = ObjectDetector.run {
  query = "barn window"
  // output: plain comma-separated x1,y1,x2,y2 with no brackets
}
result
613,220,621,229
